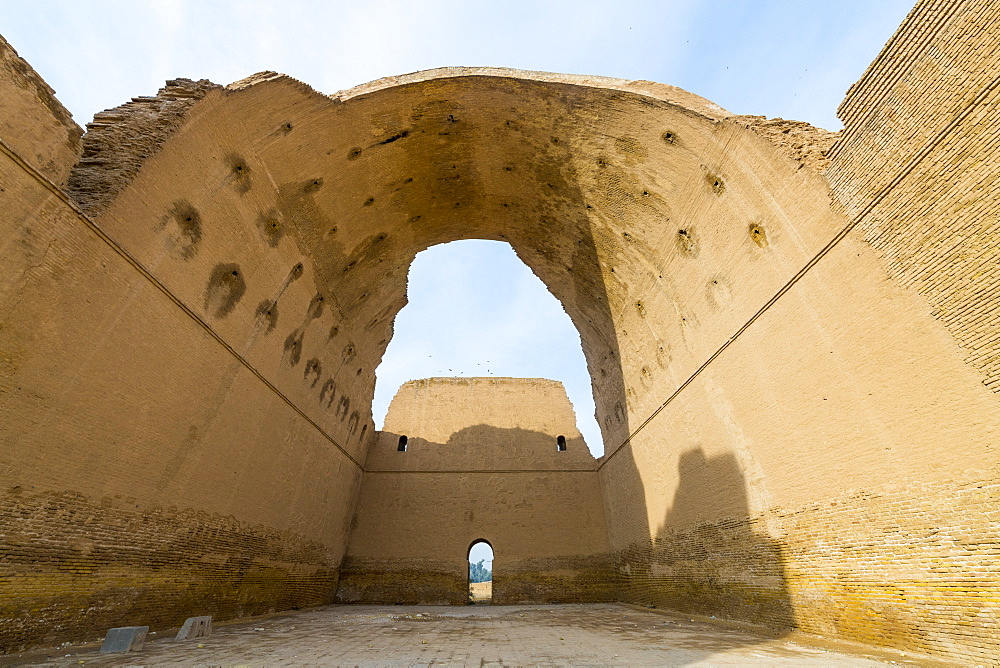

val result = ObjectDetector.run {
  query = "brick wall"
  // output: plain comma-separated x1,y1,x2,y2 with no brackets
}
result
826,0,1000,395
0,490,339,652
0,62,361,653
337,379,615,605
3,23,1000,663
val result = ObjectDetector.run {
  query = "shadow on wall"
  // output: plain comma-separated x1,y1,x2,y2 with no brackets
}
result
339,423,616,605
621,447,793,633
391,424,590,464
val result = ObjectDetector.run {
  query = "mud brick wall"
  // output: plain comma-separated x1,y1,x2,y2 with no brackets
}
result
808,2,1000,657
827,0,1000,395
338,379,615,605
0,56,362,653
601,2,1000,661
2,5,1000,661
602,218,1000,663
1,490,338,651
0,35,81,185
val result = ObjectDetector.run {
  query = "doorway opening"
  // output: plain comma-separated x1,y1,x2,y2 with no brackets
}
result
372,239,604,456
468,539,493,605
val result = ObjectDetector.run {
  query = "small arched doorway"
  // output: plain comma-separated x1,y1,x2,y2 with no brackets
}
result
467,539,493,605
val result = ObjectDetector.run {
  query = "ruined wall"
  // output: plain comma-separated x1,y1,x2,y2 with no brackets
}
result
2,9,999,661
0,35,81,185
338,378,614,604
0,61,362,653
807,0,1000,660
599,2,1000,662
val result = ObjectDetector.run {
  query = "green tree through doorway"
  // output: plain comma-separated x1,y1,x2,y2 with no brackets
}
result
468,540,493,605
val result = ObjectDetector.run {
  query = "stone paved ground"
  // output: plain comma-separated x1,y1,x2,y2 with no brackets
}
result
9,604,932,667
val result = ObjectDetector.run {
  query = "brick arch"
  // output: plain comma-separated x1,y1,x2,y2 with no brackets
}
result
8,46,996,658
69,68,840,560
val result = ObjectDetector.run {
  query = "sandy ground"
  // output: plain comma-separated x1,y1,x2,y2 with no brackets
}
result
469,581,492,603
7,603,935,667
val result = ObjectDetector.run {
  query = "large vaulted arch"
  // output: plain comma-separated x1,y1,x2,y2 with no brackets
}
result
5,16,1000,658
67,67,847,564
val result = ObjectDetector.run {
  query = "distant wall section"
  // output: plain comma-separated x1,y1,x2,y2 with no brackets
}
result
337,378,614,604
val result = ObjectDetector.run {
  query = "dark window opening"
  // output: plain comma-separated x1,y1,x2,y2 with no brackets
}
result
557,434,567,451
397,435,408,452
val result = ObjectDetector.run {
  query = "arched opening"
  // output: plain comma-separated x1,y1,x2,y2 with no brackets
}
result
372,239,603,455
46,66,872,637
468,539,493,605
556,434,567,451
7,45,995,659
397,434,407,452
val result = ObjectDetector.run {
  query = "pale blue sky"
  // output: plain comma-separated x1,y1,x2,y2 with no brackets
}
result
469,540,493,568
2,0,915,455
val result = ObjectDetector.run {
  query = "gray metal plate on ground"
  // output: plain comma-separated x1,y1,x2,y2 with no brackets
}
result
99,626,148,653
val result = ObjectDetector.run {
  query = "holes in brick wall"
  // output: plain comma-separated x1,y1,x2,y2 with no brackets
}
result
707,276,733,309
258,212,284,248
308,293,325,320
677,228,698,257
226,154,251,194
557,435,567,452
204,263,247,319
398,435,408,452
283,329,305,367
304,358,322,387
255,299,278,333
159,200,202,260
749,223,769,248
706,172,725,196
320,379,337,408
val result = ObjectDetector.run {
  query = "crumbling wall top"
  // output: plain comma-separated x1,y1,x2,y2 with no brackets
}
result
0,34,82,185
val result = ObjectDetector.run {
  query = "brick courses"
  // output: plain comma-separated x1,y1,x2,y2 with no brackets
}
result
2,3,1000,662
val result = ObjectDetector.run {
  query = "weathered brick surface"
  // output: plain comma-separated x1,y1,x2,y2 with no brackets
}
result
67,78,219,214
827,0,1000,395
2,11,1000,662
0,490,338,653
610,477,1000,661
0,34,81,186
600,218,1000,662
339,379,614,605
1,101,358,653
